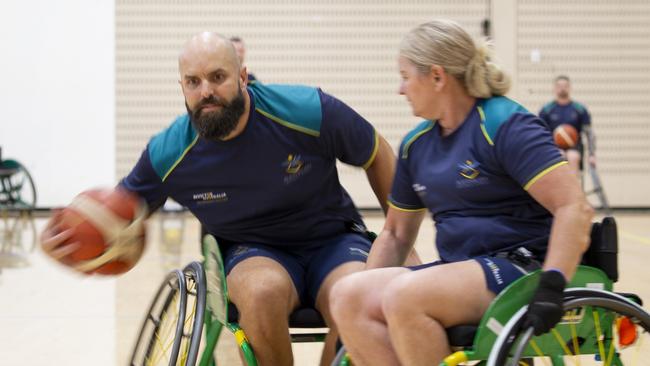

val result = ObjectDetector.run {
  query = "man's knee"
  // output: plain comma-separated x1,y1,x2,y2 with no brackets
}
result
229,267,297,314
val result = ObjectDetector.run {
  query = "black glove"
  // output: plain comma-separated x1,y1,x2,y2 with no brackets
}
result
522,270,566,336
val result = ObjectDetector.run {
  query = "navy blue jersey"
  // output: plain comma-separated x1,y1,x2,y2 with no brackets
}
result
539,101,590,135
389,97,566,262
120,83,379,246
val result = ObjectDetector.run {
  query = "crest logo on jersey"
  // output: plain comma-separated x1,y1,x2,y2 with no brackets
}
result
458,160,480,179
282,154,312,184
283,154,304,174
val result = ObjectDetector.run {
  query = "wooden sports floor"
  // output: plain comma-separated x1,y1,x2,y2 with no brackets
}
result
0,211,648,365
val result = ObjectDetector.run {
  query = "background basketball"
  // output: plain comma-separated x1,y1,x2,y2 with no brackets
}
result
553,124,579,149
55,188,147,275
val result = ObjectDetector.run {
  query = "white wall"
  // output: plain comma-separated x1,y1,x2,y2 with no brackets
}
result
0,0,115,208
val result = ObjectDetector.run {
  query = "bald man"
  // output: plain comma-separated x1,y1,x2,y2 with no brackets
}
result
42,32,396,365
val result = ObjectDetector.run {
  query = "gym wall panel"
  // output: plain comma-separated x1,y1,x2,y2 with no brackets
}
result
516,0,650,206
116,0,489,208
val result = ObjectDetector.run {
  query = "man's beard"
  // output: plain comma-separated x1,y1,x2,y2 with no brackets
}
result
187,88,246,141
558,91,569,99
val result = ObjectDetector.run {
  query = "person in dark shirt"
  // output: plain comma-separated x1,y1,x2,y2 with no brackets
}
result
41,32,399,366
330,20,593,366
539,75,596,176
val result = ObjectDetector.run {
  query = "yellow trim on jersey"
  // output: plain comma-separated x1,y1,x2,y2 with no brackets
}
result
523,161,568,191
402,123,434,159
162,135,199,182
480,123,494,146
362,130,380,170
477,106,494,146
387,200,427,212
256,108,320,137
477,105,486,121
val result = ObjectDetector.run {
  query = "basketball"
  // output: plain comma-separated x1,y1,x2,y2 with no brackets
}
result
55,187,147,275
553,124,579,149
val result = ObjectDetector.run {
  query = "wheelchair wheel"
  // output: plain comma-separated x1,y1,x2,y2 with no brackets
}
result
331,346,352,366
3,210,38,252
130,262,206,366
488,289,650,366
0,159,37,209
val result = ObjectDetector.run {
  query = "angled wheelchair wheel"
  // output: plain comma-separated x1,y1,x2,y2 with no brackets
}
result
488,289,650,366
0,159,37,209
331,346,352,366
131,262,206,366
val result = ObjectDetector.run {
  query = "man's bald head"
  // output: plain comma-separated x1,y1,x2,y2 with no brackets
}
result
178,32,250,141
178,32,241,74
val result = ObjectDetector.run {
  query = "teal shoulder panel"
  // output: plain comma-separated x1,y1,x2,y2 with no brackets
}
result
400,120,434,159
249,83,322,136
571,101,587,114
541,101,556,114
148,114,199,180
479,97,529,142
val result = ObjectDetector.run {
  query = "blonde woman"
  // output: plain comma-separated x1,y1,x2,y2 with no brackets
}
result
330,19,593,365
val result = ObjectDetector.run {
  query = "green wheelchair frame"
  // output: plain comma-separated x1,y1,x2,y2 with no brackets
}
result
131,216,650,366
130,234,331,366
332,217,650,366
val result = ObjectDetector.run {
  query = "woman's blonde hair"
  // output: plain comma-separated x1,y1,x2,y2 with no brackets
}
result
399,19,510,98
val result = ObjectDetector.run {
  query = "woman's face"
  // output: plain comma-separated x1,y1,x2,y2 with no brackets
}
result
398,56,438,120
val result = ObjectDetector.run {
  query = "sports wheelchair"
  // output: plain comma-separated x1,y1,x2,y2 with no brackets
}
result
130,216,650,366
130,227,334,366
332,216,650,366
0,147,38,259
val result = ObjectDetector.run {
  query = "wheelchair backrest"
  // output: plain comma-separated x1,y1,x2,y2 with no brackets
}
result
582,216,618,282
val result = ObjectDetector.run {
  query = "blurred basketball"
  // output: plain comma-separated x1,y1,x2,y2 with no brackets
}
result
55,188,147,275
553,124,579,149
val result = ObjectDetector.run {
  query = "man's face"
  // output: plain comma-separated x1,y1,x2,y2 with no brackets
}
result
184,85,246,141
179,43,247,140
554,79,571,99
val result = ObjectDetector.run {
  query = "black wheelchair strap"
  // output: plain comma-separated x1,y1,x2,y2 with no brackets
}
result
494,247,543,273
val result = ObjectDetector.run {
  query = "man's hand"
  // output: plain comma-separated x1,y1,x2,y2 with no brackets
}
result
522,270,566,336
40,211,79,263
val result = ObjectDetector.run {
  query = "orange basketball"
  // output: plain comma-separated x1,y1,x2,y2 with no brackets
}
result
553,124,579,149
55,187,147,275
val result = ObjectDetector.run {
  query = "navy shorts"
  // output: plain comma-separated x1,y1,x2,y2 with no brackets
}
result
222,232,372,306
409,256,532,294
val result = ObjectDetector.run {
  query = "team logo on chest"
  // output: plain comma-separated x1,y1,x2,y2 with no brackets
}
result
458,160,480,179
456,159,489,189
283,154,304,174
282,154,312,184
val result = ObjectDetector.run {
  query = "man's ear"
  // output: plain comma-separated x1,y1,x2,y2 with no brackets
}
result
240,66,249,86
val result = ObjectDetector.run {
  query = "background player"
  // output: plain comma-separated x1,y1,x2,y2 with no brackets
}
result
539,75,596,176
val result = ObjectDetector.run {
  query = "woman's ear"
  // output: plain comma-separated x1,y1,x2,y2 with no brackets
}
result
431,65,446,90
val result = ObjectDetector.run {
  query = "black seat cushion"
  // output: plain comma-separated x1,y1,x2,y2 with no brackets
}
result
446,325,477,347
228,303,326,328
